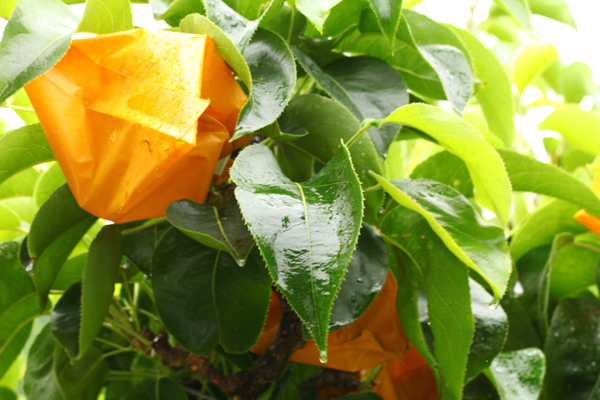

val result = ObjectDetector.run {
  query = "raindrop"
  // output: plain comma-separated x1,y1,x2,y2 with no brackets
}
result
488,302,499,310
319,351,327,364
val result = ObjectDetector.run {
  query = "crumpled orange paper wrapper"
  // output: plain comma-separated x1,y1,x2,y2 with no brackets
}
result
252,273,408,372
25,28,247,222
574,173,600,236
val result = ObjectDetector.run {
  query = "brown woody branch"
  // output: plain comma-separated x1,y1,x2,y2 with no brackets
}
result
298,368,362,396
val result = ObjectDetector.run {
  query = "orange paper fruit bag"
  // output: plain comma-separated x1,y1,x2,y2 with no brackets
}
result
574,173,600,236
25,28,247,222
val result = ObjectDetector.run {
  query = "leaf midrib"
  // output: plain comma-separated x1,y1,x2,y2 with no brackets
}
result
213,206,236,257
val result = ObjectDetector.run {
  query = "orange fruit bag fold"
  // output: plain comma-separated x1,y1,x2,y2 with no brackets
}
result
25,28,247,223
574,173,600,236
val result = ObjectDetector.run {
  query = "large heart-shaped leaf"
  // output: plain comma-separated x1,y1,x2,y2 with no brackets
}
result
278,94,383,218
373,103,512,226
292,48,408,158
231,28,296,140
231,144,363,361
77,0,132,34
0,124,54,187
0,0,79,103
152,229,271,356
166,200,254,267
384,207,474,399
28,184,97,306
373,176,511,301
486,348,545,400
329,223,388,331
51,225,123,360
0,242,39,381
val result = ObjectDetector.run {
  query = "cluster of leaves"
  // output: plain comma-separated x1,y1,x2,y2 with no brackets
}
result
0,0,599,399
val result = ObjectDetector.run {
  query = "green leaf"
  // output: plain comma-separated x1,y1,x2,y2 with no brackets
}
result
150,0,205,27
329,223,388,331
462,105,506,148
492,0,533,32
373,177,511,301
539,106,600,156
127,378,186,400
231,143,363,361
152,229,271,355
278,94,383,218
510,41,558,94
166,200,254,267
0,0,18,19
28,184,97,305
23,324,65,400
54,345,108,400
374,103,513,225
510,199,586,261
52,253,87,291
120,221,171,275
274,141,314,183
450,27,514,147
0,388,16,400
410,151,474,198
0,203,20,230
0,167,40,200
486,348,545,400
296,0,343,33
51,282,82,360
180,14,252,91
384,207,474,399
544,299,600,399
0,0,79,103
550,243,600,300
205,0,262,53
292,48,408,158
528,0,576,29
336,393,383,400
0,124,54,187
5,89,38,125
33,162,66,208
0,242,39,381
367,0,402,46
266,362,321,400
232,28,296,140
78,0,133,34
558,62,595,104
234,0,285,22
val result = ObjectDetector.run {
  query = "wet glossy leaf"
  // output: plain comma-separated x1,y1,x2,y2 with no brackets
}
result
166,199,254,267
451,27,513,146
23,324,65,400
511,41,558,94
78,0,132,34
486,348,545,400
292,51,408,158
296,0,343,33
544,299,600,399
121,221,171,275
274,142,314,183
278,95,383,218
231,143,363,361
33,162,66,208
232,28,296,140
0,242,38,381
0,124,54,187
329,223,388,331
180,14,252,90
0,0,79,103
374,104,512,226
384,207,473,399
28,184,97,306
150,0,205,27
0,167,40,200
539,105,600,156
206,0,262,53
152,229,271,355
367,0,402,46
510,199,586,261
373,177,511,301
410,151,474,198
492,0,532,32
126,378,187,400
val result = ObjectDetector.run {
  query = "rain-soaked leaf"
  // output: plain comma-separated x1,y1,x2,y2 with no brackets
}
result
486,348,545,400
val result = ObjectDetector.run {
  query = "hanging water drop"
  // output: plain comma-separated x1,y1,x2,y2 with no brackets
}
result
319,351,327,364
488,302,499,310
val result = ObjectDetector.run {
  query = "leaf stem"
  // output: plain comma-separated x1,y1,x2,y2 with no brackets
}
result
121,218,167,236
364,183,382,193
2,104,35,112
104,319,151,346
346,122,374,148
95,337,130,350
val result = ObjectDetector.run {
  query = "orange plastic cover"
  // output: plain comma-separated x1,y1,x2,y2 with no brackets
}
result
252,273,408,372
574,174,600,237
25,29,247,223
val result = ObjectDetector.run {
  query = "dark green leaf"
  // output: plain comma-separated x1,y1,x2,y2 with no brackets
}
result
51,282,82,360
544,299,600,399
23,324,65,400
152,229,271,355
206,0,262,53
231,143,363,361
329,223,388,331
121,221,171,275
0,0,79,103
267,362,321,400
336,393,383,400
77,0,133,34
383,207,474,399
373,177,511,301
0,242,39,381
54,344,109,399
501,296,542,352
126,378,187,400
0,167,40,200
551,243,600,300
33,162,66,208
234,0,285,22
410,151,474,198
28,184,97,306
0,388,16,400
150,0,205,27
367,0,402,46
165,199,254,267
278,94,383,218
232,28,296,140
0,124,54,187
274,141,315,183
262,4,307,44
486,348,545,400
296,0,343,33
